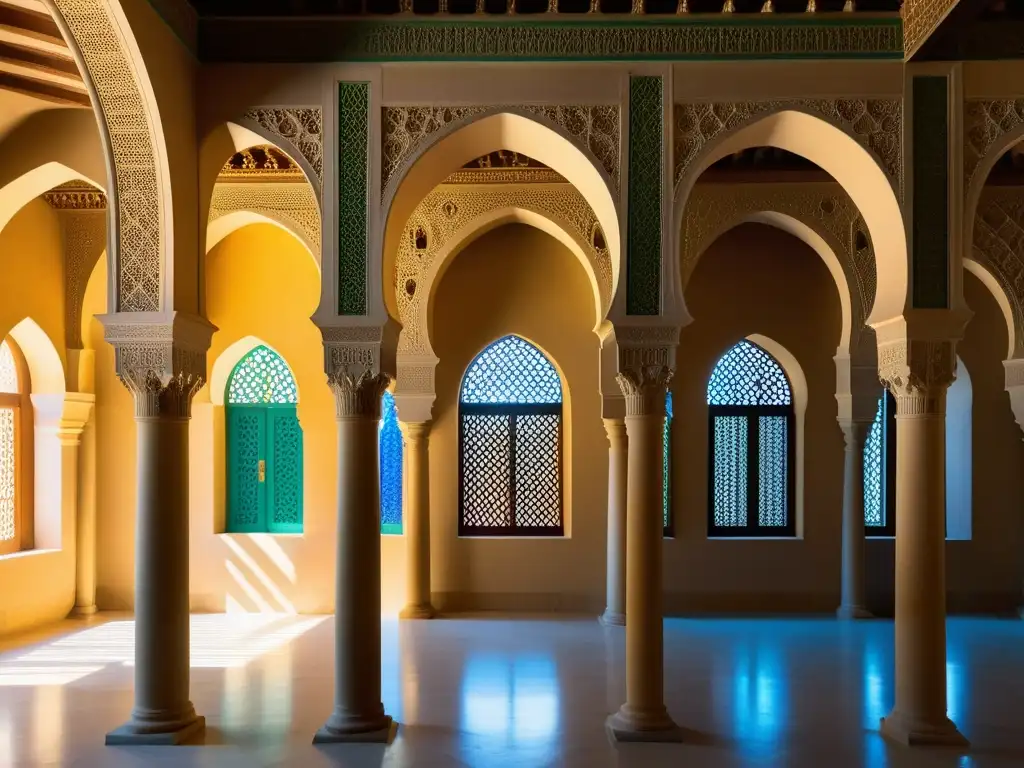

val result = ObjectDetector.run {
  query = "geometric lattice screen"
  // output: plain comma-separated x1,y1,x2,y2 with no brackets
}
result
863,396,885,530
707,340,795,537
459,336,563,536
225,345,303,534
0,340,19,547
380,390,403,535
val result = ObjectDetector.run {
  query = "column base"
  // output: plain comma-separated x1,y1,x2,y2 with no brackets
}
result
836,604,873,620
606,706,683,743
399,603,436,620
599,609,625,627
880,712,969,747
314,716,395,744
105,715,205,746
71,604,98,616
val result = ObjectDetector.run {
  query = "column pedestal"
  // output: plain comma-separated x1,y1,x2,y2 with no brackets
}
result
607,373,680,743
399,421,435,620
316,372,394,744
600,418,627,627
837,420,873,620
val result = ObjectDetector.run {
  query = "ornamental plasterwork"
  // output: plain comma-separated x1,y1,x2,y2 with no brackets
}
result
381,105,620,201
673,99,903,197
901,0,957,59
243,108,324,185
44,180,107,210
971,188,1024,358
963,99,1024,201
395,182,611,355
51,0,162,313
682,182,875,351
877,339,957,416
58,209,107,349
209,182,322,257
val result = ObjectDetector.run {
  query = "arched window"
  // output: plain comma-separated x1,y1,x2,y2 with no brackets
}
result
864,358,972,539
380,390,403,535
0,338,27,555
225,345,303,534
663,391,673,537
459,335,563,537
707,340,796,537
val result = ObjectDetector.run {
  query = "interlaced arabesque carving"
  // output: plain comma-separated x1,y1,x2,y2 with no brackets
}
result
902,0,957,57
52,0,162,312
209,182,322,257
461,336,562,405
682,182,876,356
381,104,620,200
964,100,1024,201
60,210,107,349
707,340,792,406
396,183,611,354
673,100,903,196
972,188,1024,358
243,108,324,185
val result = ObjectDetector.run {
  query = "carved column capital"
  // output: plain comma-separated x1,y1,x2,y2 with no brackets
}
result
329,369,391,419
603,417,627,443
399,420,431,442
838,419,872,450
100,312,215,420
614,324,677,418
320,324,397,420
877,339,957,416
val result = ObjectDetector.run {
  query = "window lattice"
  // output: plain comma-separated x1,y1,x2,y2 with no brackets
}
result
0,408,14,542
380,391,403,534
459,336,562,536
227,346,298,405
758,416,788,527
712,416,748,528
460,336,562,405
663,391,673,533
707,340,792,406
0,341,17,394
863,397,884,528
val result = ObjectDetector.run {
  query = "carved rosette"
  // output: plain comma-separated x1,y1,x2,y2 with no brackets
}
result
103,316,214,420
877,340,957,417
321,325,397,419
615,325,678,417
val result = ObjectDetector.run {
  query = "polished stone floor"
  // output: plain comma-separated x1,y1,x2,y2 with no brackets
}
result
0,613,1021,767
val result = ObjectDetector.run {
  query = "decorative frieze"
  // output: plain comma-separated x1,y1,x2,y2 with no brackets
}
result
44,182,107,210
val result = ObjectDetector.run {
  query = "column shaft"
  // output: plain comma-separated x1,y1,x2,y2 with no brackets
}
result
600,418,627,626
400,422,434,619
73,417,98,615
837,421,871,619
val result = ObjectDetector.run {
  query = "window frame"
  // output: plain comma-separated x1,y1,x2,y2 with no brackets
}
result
0,338,30,555
458,401,564,538
707,403,797,538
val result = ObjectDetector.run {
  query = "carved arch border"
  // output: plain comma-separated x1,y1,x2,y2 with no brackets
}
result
969,188,1024,360
47,0,172,314
236,110,324,200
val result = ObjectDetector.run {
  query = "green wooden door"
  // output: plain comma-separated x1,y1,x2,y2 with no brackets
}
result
227,405,303,533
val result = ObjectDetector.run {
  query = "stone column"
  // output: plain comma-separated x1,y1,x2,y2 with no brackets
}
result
607,362,680,743
102,318,211,745
399,421,435,619
879,340,967,747
837,420,872,619
56,393,97,616
316,369,394,743
600,417,627,626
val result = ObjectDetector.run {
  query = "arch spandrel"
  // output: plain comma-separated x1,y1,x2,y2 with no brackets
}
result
671,104,907,328
970,187,1024,360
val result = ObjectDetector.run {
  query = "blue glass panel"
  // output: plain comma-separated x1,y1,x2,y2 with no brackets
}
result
713,416,748,527
707,340,792,406
380,390,403,534
863,397,884,528
461,336,561,405
663,391,672,532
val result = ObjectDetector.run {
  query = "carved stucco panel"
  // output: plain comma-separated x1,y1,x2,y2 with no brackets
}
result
964,99,1024,200
208,182,322,256
972,188,1024,358
673,100,903,198
381,105,620,201
395,183,611,355
243,108,324,186
60,209,107,349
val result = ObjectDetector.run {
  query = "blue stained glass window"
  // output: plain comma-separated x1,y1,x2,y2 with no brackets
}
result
707,340,795,537
460,335,562,405
380,390,403,535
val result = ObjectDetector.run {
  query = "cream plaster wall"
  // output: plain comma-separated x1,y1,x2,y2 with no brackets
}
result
0,198,75,634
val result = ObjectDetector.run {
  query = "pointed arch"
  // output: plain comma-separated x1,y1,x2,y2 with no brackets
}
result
383,111,621,322
206,211,318,265
0,162,105,237
673,109,907,327
963,257,1016,360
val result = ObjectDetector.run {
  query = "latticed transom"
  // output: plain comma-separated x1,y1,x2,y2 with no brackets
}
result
380,391,403,534
460,336,562,405
863,397,884,528
227,346,298,405
0,341,17,394
707,340,792,406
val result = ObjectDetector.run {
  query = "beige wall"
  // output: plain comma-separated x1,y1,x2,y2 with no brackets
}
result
0,198,75,634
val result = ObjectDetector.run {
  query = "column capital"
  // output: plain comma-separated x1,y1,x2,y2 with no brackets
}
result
877,338,957,416
399,420,431,441
838,419,872,448
319,323,397,419
614,324,677,418
99,312,215,419
603,417,627,443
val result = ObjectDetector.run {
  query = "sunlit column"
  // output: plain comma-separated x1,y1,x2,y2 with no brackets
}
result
879,343,967,746
399,421,435,619
71,397,97,615
607,365,681,742
837,420,872,620
600,417,627,626
316,370,394,743
106,369,206,745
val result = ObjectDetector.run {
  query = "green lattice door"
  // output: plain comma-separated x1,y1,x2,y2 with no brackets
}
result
225,346,303,534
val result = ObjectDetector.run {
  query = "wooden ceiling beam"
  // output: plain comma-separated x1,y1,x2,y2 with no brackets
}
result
0,70,89,106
